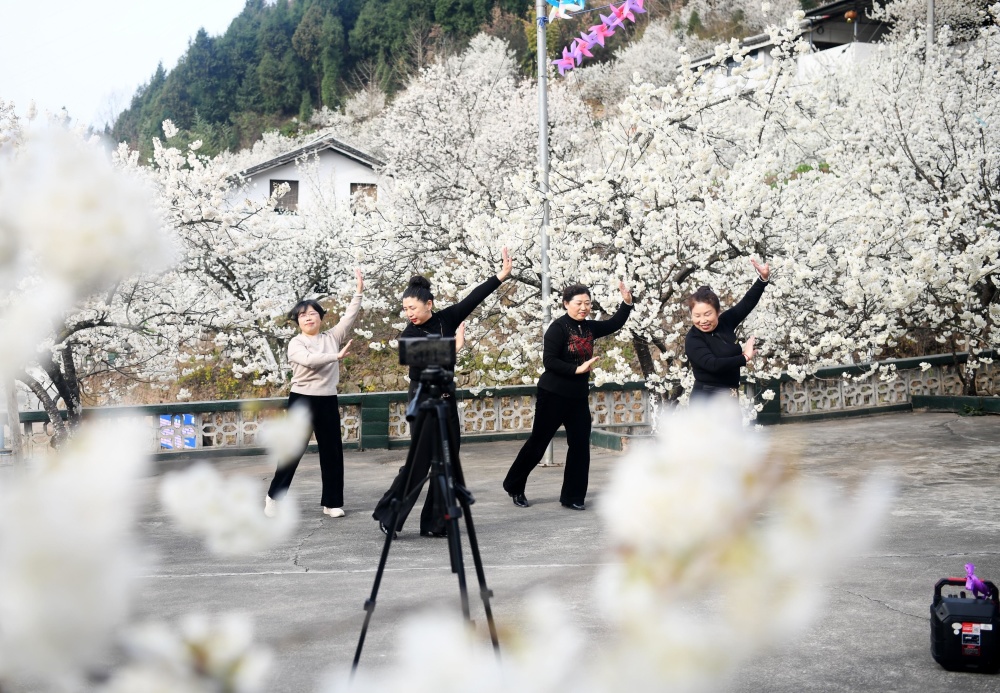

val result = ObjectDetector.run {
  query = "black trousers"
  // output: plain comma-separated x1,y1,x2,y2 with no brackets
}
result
372,396,463,535
503,389,592,506
267,392,344,508
690,382,739,403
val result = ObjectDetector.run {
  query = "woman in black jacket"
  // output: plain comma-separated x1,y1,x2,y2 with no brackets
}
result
684,258,770,402
372,248,513,537
502,280,633,511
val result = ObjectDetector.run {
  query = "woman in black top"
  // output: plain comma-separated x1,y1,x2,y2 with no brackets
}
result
372,248,513,537
502,280,633,511
684,258,770,402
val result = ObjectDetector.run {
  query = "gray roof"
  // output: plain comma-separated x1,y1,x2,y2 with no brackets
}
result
240,134,384,178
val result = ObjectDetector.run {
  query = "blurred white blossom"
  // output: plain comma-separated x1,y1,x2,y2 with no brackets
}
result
0,422,148,685
102,613,272,693
259,402,311,469
159,463,298,555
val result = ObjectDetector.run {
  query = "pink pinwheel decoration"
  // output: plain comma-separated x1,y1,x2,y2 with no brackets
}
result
588,22,615,47
570,37,594,65
552,46,577,75
611,1,635,24
553,0,644,75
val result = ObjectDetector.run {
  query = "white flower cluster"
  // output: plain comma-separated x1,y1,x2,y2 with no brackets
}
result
159,463,298,555
595,400,890,688
0,422,148,686
258,402,311,469
102,613,272,693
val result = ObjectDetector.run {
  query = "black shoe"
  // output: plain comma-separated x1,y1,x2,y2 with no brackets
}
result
510,493,529,508
379,521,398,538
561,501,585,511
419,529,447,538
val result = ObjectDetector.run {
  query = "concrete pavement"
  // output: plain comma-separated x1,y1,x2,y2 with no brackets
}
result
131,412,1000,692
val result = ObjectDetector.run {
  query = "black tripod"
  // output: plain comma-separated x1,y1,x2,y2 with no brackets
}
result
352,366,500,673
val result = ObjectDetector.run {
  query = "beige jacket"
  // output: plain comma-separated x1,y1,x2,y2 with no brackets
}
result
287,293,362,396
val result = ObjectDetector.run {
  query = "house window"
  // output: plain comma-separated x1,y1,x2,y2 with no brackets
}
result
270,179,299,213
350,183,377,212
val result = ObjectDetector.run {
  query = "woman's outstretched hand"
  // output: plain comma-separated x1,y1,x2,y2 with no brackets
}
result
576,356,599,374
338,339,353,359
619,279,633,305
455,322,466,352
742,336,757,363
496,246,513,282
751,257,770,281
355,267,364,293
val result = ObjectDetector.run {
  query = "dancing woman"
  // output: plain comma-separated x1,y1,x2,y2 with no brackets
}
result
265,269,363,518
684,258,770,402
372,248,513,537
502,280,633,511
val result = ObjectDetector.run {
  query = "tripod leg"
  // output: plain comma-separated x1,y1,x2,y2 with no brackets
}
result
458,493,501,655
351,499,403,676
433,467,472,621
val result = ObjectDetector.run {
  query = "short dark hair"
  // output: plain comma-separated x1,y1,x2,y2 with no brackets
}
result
402,275,434,303
685,286,720,313
562,284,591,303
288,299,326,323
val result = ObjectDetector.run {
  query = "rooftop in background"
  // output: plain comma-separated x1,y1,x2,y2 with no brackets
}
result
240,133,385,179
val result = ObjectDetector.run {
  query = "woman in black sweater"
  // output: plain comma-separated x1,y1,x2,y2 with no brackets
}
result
372,248,513,537
684,258,770,402
502,280,633,511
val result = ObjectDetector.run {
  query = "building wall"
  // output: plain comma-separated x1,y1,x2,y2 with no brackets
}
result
244,150,380,213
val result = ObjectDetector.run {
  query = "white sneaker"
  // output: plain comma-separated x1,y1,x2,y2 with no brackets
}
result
264,495,278,518
323,507,345,518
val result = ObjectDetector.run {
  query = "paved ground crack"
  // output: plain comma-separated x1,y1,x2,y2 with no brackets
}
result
291,519,323,572
836,587,926,621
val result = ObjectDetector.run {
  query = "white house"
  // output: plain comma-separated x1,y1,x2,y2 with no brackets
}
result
689,0,890,92
239,133,384,214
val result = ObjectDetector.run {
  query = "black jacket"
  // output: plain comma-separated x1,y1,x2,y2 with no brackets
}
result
537,302,633,399
400,276,502,398
684,279,767,389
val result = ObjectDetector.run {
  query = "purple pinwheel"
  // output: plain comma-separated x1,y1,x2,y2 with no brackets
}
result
966,563,992,599
552,46,577,75
588,22,615,47
578,30,601,50
570,37,594,65
600,11,625,31
624,0,646,15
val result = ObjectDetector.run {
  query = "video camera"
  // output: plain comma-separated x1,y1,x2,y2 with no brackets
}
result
398,334,456,368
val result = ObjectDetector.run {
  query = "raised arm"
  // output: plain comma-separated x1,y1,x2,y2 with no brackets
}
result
438,247,512,326
330,269,364,344
720,260,769,329
590,279,634,339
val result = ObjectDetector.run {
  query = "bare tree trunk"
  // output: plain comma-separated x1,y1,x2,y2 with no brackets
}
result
633,334,657,379
17,371,69,447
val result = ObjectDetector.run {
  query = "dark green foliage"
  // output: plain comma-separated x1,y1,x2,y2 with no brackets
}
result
111,0,537,158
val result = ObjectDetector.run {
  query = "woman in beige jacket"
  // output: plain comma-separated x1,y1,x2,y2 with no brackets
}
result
265,269,363,518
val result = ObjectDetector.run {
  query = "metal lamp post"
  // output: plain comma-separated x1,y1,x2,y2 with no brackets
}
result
535,0,557,466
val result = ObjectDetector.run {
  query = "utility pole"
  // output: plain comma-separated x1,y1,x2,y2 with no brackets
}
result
536,0,557,466
927,0,935,53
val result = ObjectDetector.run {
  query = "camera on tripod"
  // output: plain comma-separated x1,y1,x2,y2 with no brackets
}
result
398,334,456,368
